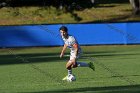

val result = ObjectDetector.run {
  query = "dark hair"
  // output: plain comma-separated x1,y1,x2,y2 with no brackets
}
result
59,26,68,33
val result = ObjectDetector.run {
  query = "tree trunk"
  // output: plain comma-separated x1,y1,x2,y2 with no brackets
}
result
0,2,6,8
129,0,140,15
91,0,95,4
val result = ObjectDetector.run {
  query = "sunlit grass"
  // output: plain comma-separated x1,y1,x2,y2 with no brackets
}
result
0,3,140,25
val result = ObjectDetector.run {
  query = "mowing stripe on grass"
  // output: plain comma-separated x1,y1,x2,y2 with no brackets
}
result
5,48,67,87
86,55,136,85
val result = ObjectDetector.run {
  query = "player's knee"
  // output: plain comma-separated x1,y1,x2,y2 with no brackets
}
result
66,63,70,69
72,62,77,68
66,65,71,69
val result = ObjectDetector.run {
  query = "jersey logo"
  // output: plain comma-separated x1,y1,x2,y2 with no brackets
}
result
68,46,72,48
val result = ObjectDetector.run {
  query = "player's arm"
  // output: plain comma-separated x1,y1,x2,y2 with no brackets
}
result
60,44,67,58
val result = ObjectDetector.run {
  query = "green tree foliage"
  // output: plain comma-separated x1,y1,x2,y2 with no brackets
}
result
0,0,128,8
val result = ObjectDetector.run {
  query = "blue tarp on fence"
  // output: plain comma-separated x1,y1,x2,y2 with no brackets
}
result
0,23,140,47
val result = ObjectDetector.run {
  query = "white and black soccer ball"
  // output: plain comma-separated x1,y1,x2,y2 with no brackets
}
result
67,74,76,82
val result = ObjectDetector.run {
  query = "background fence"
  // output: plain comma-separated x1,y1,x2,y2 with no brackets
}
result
0,22,140,47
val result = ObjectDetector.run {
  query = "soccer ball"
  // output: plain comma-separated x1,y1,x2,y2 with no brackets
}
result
67,74,76,82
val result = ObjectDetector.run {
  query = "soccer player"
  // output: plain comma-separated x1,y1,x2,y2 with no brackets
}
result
59,26,95,80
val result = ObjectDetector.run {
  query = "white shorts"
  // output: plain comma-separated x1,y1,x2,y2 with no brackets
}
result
69,52,81,63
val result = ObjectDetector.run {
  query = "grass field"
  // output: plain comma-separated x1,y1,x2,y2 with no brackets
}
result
0,45,140,93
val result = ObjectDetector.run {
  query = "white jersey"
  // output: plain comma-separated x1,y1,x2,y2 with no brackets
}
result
62,35,81,54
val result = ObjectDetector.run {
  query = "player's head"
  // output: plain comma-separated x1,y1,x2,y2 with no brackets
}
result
59,26,68,39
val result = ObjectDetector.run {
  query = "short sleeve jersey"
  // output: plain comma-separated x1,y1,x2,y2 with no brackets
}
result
62,35,81,53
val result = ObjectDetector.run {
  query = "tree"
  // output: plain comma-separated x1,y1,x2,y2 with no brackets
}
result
0,2,6,8
91,0,95,4
129,0,140,15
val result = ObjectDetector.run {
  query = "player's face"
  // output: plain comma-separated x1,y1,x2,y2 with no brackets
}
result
60,30,68,38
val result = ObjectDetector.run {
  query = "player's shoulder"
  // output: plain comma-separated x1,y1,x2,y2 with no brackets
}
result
68,35,75,40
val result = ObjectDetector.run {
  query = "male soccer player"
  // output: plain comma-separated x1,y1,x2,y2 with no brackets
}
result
59,26,95,80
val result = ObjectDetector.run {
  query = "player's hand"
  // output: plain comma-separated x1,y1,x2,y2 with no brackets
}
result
60,53,64,58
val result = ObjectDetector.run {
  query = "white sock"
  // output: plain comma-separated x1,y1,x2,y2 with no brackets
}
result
77,62,89,67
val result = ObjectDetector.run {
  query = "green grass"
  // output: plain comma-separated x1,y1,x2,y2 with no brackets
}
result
0,2,140,25
0,45,140,93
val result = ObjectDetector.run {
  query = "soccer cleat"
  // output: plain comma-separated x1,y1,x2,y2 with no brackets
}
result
62,75,68,81
89,61,95,71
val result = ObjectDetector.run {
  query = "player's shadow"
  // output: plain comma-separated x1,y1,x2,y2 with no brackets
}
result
0,53,69,65
112,74,140,78
24,84,140,93
82,50,140,58
83,14,134,23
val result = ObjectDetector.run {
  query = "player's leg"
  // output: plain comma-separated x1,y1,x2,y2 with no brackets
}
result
76,61,95,71
66,60,73,75
75,53,95,71
62,54,75,81
62,60,73,81
70,55,95,71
